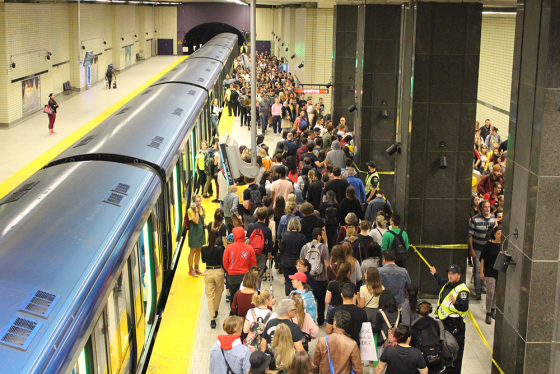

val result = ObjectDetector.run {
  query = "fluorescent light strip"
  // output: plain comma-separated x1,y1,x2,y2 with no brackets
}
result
482,11,516,15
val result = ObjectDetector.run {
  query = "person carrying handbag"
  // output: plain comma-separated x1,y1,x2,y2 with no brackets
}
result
46,93,59,135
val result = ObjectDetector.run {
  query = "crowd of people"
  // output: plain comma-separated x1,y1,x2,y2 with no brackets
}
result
189,47,501,374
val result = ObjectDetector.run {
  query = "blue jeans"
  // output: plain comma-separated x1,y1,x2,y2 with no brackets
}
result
260,114,268,134
272,115,281,134
211,115,219,137
473,249,482,294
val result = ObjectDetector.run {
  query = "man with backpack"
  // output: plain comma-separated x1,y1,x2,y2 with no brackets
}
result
300,227,330,326
411,301,445,373
246,208,273,289
105,64,116,89
381,214,409,268
243,177,266,229
364,189,392,223
429,264,469,374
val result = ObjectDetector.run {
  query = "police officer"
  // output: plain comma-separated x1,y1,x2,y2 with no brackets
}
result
365,161,380,204
429,264,469,374
240,43,248,54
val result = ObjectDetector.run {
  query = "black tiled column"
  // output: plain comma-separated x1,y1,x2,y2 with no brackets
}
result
395,2,482,295
359,5,401,201
493,1,560,373
332,5,358,129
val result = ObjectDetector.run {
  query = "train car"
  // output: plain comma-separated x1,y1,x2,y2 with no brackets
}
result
0,33,238,374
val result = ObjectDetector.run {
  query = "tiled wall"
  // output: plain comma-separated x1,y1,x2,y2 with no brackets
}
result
271,7,333,114
256,8,274,42
0,3,171,126
476,14,516,136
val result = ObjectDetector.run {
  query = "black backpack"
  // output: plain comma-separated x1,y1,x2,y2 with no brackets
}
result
417,322,443,365
388,229,408,262
106,68,114,79
248,185,262,211
230,90,239,102
381,200,392,219
324,206,338,225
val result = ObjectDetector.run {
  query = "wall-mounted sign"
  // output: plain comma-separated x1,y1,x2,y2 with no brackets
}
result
294,88,329,94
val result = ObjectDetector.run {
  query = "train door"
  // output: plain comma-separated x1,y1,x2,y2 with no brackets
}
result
138,212,159,337
129,248,145,363
167,162,183,266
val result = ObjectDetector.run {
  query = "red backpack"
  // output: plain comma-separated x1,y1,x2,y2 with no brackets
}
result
248,228,265,255
288,171,298,184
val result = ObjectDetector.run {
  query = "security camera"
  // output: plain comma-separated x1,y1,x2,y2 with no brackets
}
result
386,144,400,156
121,37,124,41
11,62,15,68
82,46,85,50
291,55,296,59
285,48,288,52
326,83,332,89
281,43,284,46
348,105,357,113
381,110,388,119
298,63,304,69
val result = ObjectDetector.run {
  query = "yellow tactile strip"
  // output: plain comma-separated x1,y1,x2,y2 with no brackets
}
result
146,103,236,374
0,56,188,200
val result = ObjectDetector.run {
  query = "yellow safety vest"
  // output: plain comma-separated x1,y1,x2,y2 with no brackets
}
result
365,171,379,194
437,282,470,320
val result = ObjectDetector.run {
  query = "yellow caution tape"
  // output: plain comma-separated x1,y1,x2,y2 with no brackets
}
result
352,162,395,175
409,244,505,374
413,244,468,249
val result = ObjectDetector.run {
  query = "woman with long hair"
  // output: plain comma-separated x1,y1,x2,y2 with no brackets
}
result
187,194,205,277
201,223,225,329
369,212,388,246
373,290,401,350
358,267,384,309
289,293,319,352
339,186,364,224
326,245,346,282
271,324,295,371
231,271,259,320
401,284,419,326
325,262,352,316
342,226,363,264
336,212,360,245
470,194,481,217
243,289,278,352
288,272,317,322
319,190,340,249
285,156,299,184
286,351,313,374
483,181,503,208
341,242,363,286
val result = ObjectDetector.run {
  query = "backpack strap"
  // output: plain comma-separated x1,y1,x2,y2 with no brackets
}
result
220,348,235,374
436,319,446,340
379,310,391,340
325,336,335,374
250,308,258,322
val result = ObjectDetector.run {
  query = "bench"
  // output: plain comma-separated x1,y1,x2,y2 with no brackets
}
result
63,81,74,95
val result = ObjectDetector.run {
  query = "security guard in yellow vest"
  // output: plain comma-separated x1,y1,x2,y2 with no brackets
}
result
240,44,248,54
430,264,469,374
365,161,380,204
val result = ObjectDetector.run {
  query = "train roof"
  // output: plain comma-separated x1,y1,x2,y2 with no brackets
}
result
154,57,222,91
46,83,207,178
203,38,238,48
0,162,159,373
189,45,232,64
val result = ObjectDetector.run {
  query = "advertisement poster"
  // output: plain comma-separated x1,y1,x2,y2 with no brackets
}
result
125,46,132,68
22,76,41,116
91,56,99,83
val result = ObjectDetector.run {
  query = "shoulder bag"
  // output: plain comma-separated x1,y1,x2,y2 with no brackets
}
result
225,193,243,228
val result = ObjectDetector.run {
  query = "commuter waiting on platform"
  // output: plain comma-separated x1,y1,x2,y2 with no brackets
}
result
201,223,225,329
210,98,221,137
223,227,257,301
187,194,205,278
47,93,59,135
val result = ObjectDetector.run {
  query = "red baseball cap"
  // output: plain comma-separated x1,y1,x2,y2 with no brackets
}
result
289,272,307,283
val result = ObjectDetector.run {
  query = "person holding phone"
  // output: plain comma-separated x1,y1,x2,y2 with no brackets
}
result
188,194,206,277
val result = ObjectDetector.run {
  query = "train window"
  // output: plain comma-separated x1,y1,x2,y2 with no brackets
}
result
93,314,109,374
151,207,163,297
190,133,196,182
167,174,176,243
115,266,132,360
71,348,87,374
130,248,145,352
106,290,120,374
173,164,182,238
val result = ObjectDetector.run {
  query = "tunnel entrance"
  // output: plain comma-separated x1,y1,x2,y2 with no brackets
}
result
182,23,246,54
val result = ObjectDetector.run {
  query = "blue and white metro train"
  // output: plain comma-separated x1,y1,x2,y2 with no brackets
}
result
0,33,238,374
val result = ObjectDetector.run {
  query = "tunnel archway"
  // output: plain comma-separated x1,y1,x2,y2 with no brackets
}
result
182,23,246,54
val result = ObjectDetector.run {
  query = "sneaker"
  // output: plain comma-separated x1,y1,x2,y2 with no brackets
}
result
188,269,198,277
491,308,496,319
215,310,219,318
203,195,211,199
475,293,482,300
195,268,203,276
485,313,492,325
211,320,217,329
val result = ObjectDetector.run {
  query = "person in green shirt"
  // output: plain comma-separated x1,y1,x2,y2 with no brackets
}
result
381,214,410,267
322,124,334,150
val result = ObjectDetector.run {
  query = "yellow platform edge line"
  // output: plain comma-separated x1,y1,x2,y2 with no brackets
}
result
147,199,219,374
0,55,188,200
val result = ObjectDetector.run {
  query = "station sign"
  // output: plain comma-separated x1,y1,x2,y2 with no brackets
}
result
294,88,329,94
